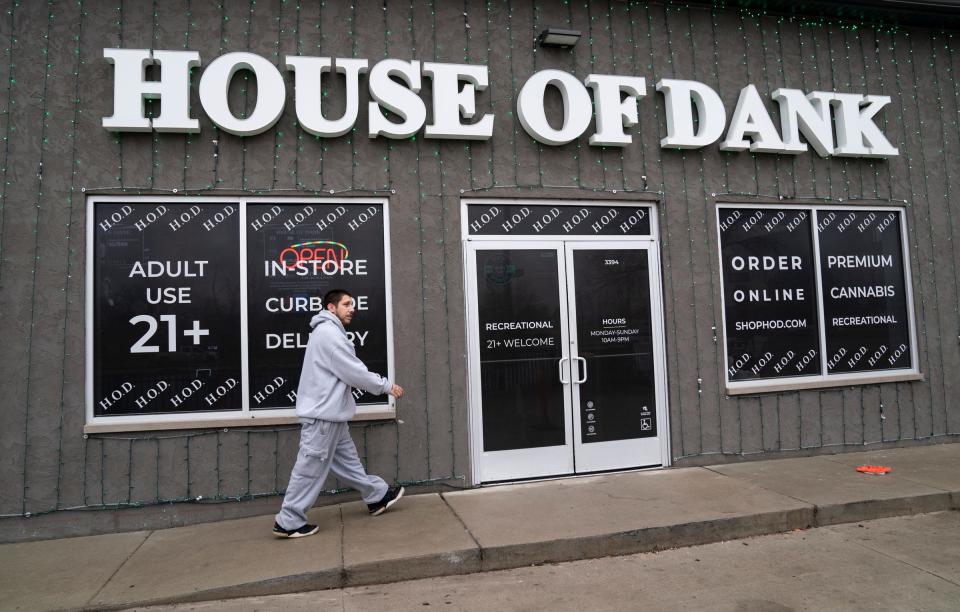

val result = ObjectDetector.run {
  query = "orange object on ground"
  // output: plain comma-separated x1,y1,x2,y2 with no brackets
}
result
856,465,892,474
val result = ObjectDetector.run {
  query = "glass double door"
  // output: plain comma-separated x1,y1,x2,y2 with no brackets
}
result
467,241,667,483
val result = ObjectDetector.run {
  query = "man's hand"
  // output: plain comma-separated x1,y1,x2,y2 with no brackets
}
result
390,384,404,399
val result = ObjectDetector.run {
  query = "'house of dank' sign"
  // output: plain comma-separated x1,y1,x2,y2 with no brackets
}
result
103,50,899,158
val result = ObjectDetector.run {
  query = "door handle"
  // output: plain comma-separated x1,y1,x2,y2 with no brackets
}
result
558,357,570,384
574,357,587,384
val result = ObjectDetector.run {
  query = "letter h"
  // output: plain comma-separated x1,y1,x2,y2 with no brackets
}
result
102,49,201,132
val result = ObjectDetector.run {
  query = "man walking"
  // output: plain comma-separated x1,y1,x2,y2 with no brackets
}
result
273,288,405,538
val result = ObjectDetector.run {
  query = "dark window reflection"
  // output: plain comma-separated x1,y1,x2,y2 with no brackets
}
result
477,249,566,451
573,249,657,442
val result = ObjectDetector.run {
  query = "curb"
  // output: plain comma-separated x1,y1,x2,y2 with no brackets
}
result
476,507,816,572
811,492,955,526
72,492,959,610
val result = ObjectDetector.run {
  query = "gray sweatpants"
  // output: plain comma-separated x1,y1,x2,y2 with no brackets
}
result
275,418,388,530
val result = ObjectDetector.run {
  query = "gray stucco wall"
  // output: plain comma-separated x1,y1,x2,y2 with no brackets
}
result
1,0,958,540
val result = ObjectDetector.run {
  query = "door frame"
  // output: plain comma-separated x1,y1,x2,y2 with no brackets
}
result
464,241,575,482
462,199,671,485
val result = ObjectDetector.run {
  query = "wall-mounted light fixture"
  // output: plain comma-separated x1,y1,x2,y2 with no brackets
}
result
537,28,581,48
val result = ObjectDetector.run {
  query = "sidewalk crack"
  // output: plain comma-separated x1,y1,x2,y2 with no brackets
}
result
440,493,483,563
847,535,960,588
86,530,153,606
702,466,818,509
891,475,954,494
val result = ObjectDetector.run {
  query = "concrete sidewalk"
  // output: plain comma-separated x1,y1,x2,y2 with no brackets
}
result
2,444,958,612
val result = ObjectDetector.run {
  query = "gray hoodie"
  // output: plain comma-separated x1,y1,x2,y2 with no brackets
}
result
294,310,392,421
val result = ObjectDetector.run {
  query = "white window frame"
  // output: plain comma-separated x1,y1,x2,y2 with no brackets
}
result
85,195,396,433
716,202,922,395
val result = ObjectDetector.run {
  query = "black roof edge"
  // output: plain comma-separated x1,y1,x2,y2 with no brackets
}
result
684,0,960,29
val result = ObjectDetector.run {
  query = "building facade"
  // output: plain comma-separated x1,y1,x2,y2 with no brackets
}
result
2,0,959,541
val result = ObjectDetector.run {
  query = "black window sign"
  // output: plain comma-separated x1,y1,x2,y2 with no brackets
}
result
468,204,651,237
476,249,566,451
93,202,243,416
719,208,821,381
572,249,657,442
817,209,912,374
717,204,917,392
245,201,390,408
89,197,394,429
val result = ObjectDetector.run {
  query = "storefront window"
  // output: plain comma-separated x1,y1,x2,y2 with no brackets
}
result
717,204,919,394
86,196,394,431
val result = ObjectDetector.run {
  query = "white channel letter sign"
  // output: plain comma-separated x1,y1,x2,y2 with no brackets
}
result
103,49,898,158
